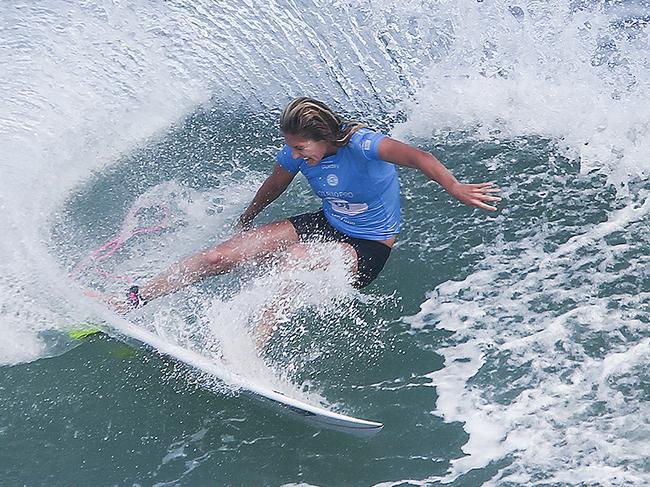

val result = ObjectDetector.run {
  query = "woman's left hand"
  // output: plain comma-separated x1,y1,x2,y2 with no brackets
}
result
450,182,502,211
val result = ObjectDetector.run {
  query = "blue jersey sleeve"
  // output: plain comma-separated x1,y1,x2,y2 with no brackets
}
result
349,128,386,161
276,145,301,174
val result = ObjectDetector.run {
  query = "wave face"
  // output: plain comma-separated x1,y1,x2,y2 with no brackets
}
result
2,0,649,485
0,0,440,364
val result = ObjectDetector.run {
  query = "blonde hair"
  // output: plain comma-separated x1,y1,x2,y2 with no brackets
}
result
280,97,366,147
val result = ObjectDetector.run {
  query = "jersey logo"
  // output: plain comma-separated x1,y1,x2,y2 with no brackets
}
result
326,174,339,186
362,139,372,151
328,198,368,216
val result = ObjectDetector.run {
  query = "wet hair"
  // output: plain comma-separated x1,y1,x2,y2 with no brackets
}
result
279,97,366,147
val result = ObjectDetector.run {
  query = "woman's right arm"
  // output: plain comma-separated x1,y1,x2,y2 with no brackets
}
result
237,164,296,229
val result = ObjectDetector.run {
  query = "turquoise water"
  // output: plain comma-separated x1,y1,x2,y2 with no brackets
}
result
2,1,649,486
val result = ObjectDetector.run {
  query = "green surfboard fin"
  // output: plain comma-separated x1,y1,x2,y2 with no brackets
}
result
68,326,102,340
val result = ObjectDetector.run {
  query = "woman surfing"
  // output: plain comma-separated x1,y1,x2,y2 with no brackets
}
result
103,97,500,338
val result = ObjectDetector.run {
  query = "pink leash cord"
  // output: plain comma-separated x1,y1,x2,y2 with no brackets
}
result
71,204,169,284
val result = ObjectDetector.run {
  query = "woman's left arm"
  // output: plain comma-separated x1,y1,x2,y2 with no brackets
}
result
377,137,502,211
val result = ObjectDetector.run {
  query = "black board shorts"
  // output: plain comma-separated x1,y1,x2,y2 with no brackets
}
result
287,209,392,288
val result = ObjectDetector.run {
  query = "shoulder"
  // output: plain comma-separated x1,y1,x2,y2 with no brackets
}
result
276,145,302,174
347,128,386,160
276,144,293,163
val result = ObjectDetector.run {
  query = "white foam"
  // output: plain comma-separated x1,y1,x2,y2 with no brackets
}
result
407,207,650,484
199,243,357,402
1,1,211,365
394,0,650,188
0,321,45,365
395,5,649,478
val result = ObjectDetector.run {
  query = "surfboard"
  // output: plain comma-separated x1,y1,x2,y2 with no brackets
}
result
70,319,383,437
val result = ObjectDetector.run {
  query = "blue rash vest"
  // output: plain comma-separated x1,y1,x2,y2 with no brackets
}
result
276,128,400,240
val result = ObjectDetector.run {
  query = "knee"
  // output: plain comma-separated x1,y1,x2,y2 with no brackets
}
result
202,243,243,273
278,244,312,270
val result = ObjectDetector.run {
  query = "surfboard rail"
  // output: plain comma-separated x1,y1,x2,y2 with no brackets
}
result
71,319,383,437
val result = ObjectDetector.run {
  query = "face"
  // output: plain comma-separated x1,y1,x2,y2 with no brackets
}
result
284,133,337,166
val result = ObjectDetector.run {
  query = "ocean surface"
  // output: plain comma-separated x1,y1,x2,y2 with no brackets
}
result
1,1,649,485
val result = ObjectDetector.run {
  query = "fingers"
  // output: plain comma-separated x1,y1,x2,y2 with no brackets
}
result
236,214,254,231
464,182,502,211
479,195,502,202
470,191,502,203
474,201,498,211
470,182,501,191
467,196,498,211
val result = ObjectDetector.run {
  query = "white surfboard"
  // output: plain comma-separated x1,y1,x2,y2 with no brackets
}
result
88,315,383,437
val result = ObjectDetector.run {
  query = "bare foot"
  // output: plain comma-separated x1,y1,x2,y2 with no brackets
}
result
84,289,130,315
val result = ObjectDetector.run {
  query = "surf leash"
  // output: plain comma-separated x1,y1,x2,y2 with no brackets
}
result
71,204,169,285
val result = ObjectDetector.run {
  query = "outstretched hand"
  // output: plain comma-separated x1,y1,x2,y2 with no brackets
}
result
450,182,502,211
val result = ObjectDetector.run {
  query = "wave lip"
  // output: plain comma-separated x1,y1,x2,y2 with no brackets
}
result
396,0,650,189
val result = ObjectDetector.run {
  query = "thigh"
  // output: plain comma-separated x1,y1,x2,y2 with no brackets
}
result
204,219,300,264
281,242,359,275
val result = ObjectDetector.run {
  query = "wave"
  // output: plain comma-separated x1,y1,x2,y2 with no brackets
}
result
2,0,648,484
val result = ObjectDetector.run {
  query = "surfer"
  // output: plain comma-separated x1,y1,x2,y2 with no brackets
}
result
109,97,500,334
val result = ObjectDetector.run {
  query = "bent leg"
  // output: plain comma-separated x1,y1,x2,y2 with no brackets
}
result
254,241,358,348
140,220,300,302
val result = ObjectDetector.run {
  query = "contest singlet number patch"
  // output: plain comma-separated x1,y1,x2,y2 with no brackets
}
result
328,198,368,216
